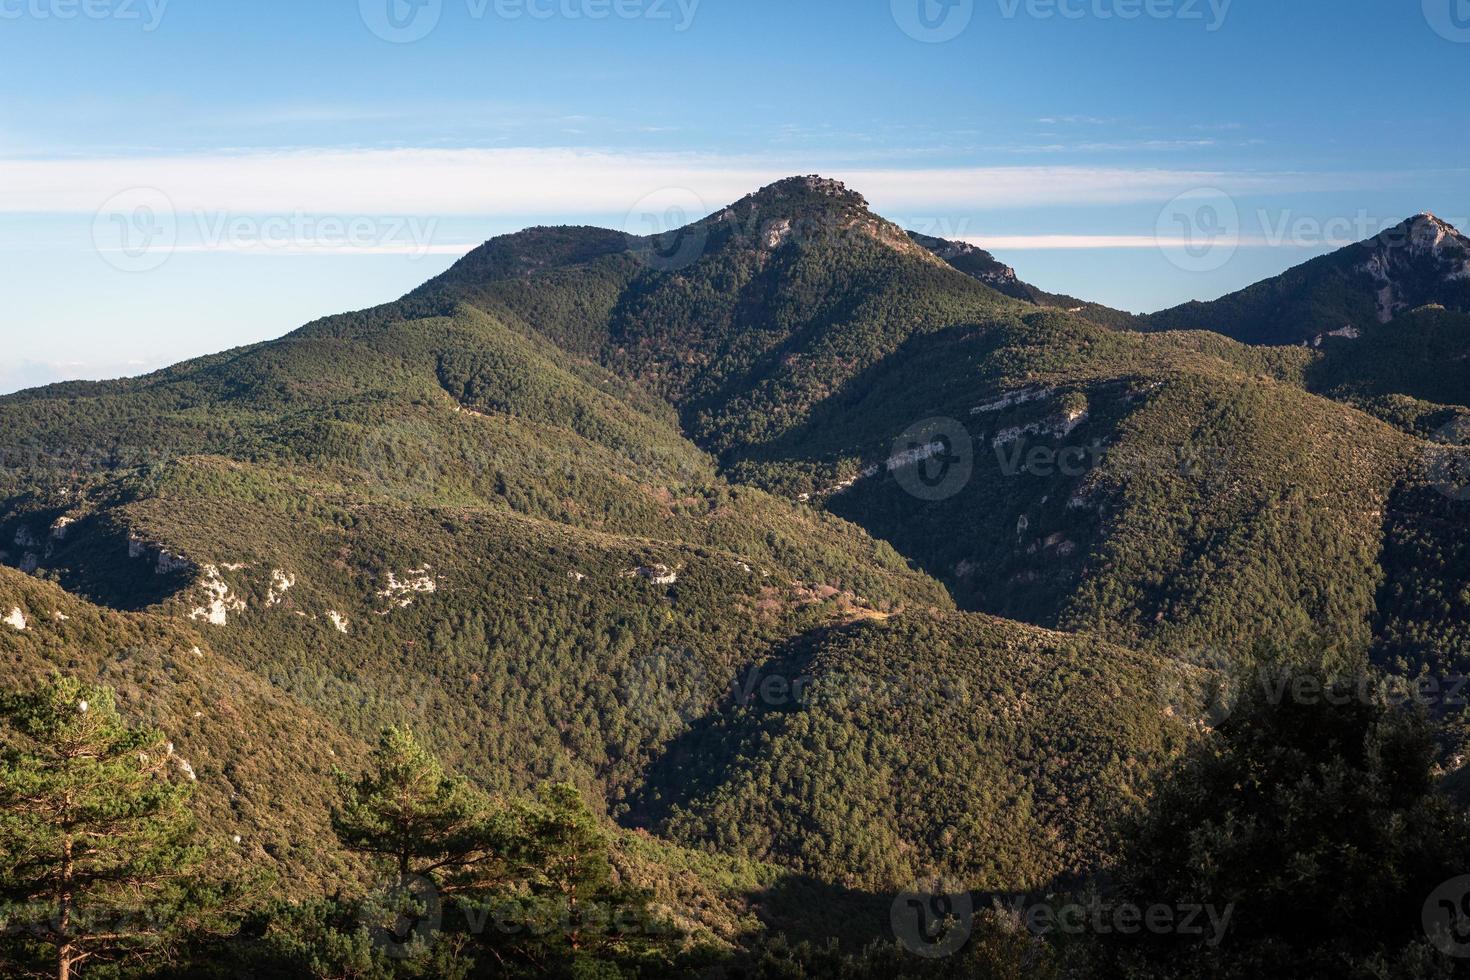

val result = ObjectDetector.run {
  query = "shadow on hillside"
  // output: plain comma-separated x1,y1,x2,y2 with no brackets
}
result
706,320,1109,623
624,629,832,831
740,867,1099,954
0,509,192,612
746,874,895,951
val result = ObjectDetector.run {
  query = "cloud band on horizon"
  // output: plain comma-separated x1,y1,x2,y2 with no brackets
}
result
0,147,1380,218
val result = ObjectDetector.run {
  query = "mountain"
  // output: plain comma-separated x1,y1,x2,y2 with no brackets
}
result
908,230,1141,329
1143,213,1470,346
0,178,1186,899
424,176,1026,459
3,176,1470,922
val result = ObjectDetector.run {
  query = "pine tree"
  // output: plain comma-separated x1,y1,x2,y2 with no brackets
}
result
0,676,214,980
333,727,513,891
512,782,677,974
326,727,512,973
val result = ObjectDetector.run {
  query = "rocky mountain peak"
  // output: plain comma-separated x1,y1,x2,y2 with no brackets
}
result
745,175,869,210
1410,211,1459,232
704,176,936,261
1356,213,1470,323
1372,212,1470,253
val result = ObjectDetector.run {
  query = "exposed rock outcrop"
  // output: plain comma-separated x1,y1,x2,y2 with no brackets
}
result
629,564,679,586
190,565,247,626
375,567,438,609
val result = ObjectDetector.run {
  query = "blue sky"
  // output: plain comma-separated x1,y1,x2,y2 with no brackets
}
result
2,0,1468,392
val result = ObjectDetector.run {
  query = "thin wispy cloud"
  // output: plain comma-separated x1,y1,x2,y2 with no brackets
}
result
160,242,478,257
960,234,1357,250
1036,115,1112,126
0,147,1380,218
1015,139,1225,153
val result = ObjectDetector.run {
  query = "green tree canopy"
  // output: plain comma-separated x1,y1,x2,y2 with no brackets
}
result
0,676,223,980
332,727,513,891
1094,670,1470,979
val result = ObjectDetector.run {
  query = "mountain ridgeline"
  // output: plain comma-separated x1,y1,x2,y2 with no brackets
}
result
3,175,1470,955
1142,212,1470,346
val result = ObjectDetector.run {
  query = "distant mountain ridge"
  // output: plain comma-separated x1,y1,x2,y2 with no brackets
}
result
906,230,1141,329
1144,213,1470,346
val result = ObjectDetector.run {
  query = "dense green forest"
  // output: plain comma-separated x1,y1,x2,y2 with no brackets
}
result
4,176,1470,977
4,669,1468,978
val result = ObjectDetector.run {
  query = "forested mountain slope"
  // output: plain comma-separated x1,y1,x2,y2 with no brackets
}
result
3,175,1469,907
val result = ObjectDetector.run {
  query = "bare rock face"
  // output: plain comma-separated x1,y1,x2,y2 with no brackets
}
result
912,233,1021,287
629,564,679,586
190,565,247,626
375,567,438,611
1356,214,1470,323
266,569,297,607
